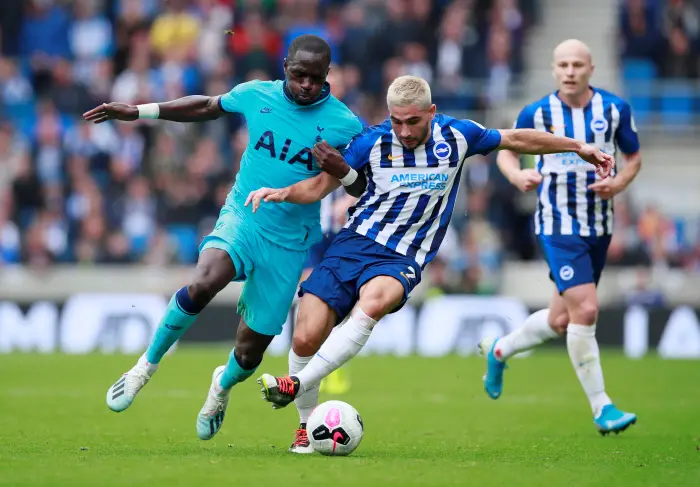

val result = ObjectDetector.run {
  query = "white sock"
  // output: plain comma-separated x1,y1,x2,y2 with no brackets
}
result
495,309,558,360
288,349,316,425
296,307,375,392
567,324,612,417
137,353,158,376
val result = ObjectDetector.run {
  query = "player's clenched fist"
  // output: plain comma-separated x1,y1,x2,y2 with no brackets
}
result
245,187,290,213
83,103,138,124
311,141,349,179
587,178,621,200
512,168,542,192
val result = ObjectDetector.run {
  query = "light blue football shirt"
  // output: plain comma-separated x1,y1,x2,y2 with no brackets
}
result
218,80,363,250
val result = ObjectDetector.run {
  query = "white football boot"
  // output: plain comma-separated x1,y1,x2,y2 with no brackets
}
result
106,357,157,412
196,366,230,440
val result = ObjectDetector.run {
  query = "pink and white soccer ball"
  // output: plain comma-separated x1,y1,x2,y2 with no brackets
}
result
307,400,364,456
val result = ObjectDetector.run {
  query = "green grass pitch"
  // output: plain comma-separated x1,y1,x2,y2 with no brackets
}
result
0,347,698,486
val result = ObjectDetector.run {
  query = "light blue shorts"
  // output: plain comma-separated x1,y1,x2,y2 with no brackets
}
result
199,203,308,336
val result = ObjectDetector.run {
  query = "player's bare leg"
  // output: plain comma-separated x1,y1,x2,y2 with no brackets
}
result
106,249,236,412
259,275,403,408
563,283,636,435
480,290,567,399
196,318,274,440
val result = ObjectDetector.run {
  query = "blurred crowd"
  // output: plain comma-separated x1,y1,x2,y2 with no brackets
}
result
1,0,698,297
619,0,700,79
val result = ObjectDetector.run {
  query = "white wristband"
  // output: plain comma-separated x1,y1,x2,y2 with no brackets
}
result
339,168,358,186
137,103,160,119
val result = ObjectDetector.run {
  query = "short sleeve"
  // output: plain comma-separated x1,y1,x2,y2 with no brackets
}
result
615,101,641,154
454,119,502,156
334,115,364,152
343,135,369,170
341,126,379,170
217,80,260,114
513,104,536,129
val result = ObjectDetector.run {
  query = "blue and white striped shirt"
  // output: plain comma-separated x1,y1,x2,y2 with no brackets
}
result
515,87,640,236
342,114,501,268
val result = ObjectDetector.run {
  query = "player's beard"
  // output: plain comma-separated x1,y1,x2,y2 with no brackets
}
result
401,122,431,149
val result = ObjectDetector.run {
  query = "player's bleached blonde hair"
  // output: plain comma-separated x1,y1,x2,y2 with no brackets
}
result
386,75,432,110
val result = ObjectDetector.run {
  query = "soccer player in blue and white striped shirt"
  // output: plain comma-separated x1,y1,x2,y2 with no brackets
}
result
246,74,613,447
481,39,642,435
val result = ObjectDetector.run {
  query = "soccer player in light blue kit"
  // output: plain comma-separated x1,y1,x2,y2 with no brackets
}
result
479,39,642,435
245,75,613,450
82,35,364,440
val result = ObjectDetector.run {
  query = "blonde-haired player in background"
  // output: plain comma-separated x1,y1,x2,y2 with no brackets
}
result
480,39,641,435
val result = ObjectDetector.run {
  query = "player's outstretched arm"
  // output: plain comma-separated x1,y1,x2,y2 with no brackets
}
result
245,173,341,213
497,129,614,178
83,96,224,124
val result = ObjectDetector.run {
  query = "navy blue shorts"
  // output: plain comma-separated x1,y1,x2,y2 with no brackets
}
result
538,234,611,293
299,229,422,323
304,232,337,269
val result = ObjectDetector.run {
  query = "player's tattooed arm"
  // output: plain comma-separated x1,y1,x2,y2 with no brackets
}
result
311,141,367,197
497,129,614,178
83,96,224,124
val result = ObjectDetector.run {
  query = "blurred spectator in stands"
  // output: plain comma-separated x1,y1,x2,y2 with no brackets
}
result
102,231,134,264
0,193,20,265
401,41,433,85
458,189,503,294
0,122,29,197
228,10,281,78
49,59,94,117
23,211,53,268
485,26,512,105
20,0,72,96
114,175,157,257
619,0,664,68
338,2,372,76
142,228,177,267
11,152,43,231
490,0,525,76
74,211,108,265
281,0,338,64
607,196,650,266
86,58,115,105
111,48,157,105
192,0,233,74
32,99,70,187
638,204,680,267
70,0,113,86
150,0,200,58
433,1,484,93
662,25,699,78
0,0,24,57
661,0,700,78
0,57,35,130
